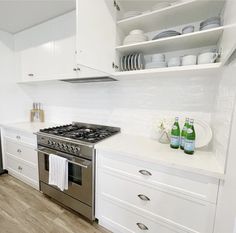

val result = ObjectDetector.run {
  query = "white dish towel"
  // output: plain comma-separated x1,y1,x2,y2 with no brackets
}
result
49,154,68,191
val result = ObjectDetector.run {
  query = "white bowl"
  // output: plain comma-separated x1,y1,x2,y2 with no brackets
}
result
182,25,194,34
182,55,197,66
198,52,218,64
129,29,145,35
152,54,165,62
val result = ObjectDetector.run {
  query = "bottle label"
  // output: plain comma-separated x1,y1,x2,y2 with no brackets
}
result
171,136,180,147
187,128,193,134
180,136,185,147
184,139,195,152
172,125,178,130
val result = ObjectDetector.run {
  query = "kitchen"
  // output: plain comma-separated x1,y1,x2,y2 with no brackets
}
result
0,0,236,232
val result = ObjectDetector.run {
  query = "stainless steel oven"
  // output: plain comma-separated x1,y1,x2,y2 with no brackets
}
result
37,146,94,220
36,122,120,221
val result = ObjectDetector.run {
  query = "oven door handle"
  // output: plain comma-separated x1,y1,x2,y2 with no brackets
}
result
35,149,88,169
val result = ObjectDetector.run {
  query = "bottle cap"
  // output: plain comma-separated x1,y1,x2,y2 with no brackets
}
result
189,119,194,124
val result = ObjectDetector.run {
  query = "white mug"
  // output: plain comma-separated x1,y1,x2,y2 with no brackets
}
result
168,57,181,67
182,55,197,66
198,52,218,64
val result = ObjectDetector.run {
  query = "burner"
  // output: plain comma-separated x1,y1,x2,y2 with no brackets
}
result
39,123,120,144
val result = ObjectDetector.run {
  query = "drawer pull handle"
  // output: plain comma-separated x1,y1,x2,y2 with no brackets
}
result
17,149,22,153
18,166,23,171
138,194,150,201
136,223,148,230
139,170,152,176
16,136,21,140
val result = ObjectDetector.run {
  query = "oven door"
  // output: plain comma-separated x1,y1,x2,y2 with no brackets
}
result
37,146,93,206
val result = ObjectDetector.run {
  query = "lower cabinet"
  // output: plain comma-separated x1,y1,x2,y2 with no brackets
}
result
95,150,219,233
2,128,39,190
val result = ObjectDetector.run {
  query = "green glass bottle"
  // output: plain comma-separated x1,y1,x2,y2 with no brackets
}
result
184,119,196,155
170,117,180,149
180,118,190,150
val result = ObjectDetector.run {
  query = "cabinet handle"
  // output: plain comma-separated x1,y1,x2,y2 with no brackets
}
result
17,149,22,153
73,67,81,72
16,135,21,140
28,73,34,77
138,194,150,201
18,166,22,171
136,223,148,230
139,170,152,176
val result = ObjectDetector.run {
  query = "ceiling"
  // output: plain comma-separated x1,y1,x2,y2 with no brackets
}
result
0,0,76,34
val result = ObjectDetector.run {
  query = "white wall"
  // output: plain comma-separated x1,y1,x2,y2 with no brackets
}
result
214,94,236,233
0,30,31,123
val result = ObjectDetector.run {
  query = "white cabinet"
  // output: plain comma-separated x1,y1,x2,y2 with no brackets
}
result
96,150,219,233
76,0,116,75
111,0,236,78
20,36,77,82
2,127,39,189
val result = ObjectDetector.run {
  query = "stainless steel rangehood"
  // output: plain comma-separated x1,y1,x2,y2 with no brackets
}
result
60,76,117,83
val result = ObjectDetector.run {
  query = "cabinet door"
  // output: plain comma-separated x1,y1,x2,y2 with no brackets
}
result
21,41,54,82
76,0,116,76
219,0,236,65
53,36,77,80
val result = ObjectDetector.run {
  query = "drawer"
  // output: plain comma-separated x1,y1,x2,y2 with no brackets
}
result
5,140,38,165
99,170,215,233
4,128,36,146
97,151,219,203
98,199,188,233
6,154,38,182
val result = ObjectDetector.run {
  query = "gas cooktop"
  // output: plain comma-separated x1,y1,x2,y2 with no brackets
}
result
39,122,120,144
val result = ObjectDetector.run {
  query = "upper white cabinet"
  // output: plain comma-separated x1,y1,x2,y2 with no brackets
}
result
111,0,236,78
76,0,116,75
20,36,76,82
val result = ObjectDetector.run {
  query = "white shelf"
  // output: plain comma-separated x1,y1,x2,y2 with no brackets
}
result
116,26,224,55
113,63,222,79
117,0,225,34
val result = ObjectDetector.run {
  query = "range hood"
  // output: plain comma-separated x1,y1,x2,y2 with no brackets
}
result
60,76,117,83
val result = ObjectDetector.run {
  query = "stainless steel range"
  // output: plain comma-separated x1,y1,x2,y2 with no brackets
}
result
36,122,120,221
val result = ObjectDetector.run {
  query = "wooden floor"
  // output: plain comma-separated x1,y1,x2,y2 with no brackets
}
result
0,174,110,233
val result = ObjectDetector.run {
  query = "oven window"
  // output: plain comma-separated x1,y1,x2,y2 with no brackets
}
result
44,155,82,185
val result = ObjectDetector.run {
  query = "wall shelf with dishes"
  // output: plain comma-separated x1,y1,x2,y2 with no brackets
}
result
112,0,234,78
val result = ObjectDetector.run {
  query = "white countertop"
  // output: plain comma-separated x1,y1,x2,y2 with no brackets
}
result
1,122,58,134
95,133,225,179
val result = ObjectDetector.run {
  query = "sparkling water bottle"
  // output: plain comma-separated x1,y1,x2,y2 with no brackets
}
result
170,117,180,149
184,119,196,155
180,118,190,150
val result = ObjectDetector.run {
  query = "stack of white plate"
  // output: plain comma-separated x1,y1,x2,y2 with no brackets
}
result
145,53,167,69
200,16,221,30
123,29,148,45
122,11,142,19
152,30,181,40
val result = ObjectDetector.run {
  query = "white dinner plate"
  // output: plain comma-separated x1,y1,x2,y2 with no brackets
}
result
179,119,212,148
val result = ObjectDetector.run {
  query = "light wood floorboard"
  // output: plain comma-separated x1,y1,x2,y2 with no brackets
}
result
0,175,110,233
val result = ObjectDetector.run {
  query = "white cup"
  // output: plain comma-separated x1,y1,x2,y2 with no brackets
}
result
152,54,165,62
198,52,218,64
182,55,197,66
168,57,181,67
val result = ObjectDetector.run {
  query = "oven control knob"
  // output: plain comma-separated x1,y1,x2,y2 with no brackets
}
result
75,147,80,153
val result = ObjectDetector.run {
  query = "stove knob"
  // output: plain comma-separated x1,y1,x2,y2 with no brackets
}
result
75,147,80,153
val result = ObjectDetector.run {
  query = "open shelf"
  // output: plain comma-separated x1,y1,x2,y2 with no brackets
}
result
116,26,224,55
117,0,225,34
114,63,222,79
